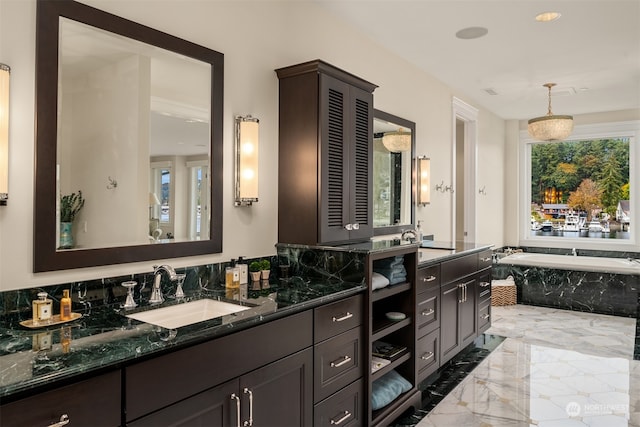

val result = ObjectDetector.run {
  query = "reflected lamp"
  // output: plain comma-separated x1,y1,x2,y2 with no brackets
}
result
235,115,259,206
0,64,9,206
417,156,430,206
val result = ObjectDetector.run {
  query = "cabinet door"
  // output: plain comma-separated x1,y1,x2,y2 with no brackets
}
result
320,74,351,243
240,348,313,427
129,380,238,427
460,278,477,347
440,280,462,363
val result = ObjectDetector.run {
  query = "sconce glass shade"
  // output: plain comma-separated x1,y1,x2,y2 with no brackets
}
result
235,115,259,206
0,64,9,205
382,128,411,153
417,156,430,206
527,83,573,141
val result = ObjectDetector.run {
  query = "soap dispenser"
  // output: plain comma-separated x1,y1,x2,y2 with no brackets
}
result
416,220,423,244
237,256,248,285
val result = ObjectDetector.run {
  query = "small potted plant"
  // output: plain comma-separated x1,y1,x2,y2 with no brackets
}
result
249,261,262,282
59,190,85,249
260,259,271,280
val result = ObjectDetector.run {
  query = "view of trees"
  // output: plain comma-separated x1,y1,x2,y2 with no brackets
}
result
531,138,630,219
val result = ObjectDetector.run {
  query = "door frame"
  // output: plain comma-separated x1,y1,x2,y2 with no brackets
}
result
451,97,478,243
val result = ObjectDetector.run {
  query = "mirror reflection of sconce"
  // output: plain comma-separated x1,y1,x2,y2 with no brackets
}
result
235,115,259,206
417,156,430,206
0,64,9,206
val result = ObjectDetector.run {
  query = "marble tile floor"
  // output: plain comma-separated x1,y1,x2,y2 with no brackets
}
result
403,305,640,427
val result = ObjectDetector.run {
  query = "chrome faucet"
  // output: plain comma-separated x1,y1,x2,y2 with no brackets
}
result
150,264,177,304
401,229,417,243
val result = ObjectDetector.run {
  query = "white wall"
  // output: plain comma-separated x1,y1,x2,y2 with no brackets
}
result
0,0,506,291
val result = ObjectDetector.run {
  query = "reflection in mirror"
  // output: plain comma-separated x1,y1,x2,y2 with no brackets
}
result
373,110,415,235
34,0,223,271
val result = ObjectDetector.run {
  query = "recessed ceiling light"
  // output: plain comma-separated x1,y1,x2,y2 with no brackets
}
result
455,26,488,40
535,11,562,22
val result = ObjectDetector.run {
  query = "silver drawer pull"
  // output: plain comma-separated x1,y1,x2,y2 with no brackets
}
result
421,308,435,316
422,275,437,282
480,281,491,288
48,415,70,427
481,257,491,262
231,394,241,427
330,355,351,368
330,410,352,425
243,388,254,427
332,312,353,322
421,352,434,361
481,314,490,320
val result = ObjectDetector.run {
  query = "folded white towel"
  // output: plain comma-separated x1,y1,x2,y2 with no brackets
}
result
372,272,390,290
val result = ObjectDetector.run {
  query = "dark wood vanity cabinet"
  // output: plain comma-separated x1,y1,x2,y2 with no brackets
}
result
0,370,121,427
276,60,377,245
416,264,441,381
126,310,314,426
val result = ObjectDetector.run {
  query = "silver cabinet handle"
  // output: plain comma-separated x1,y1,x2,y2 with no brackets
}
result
481,314,490,320
480,257,491,262
231,394,241,427
422,275,437,282
330,355,351,368
458,283,464,303
464,283,468,302
421,308,435,316
421,352,434,360
344,223,353,231
332,312,353,322
352,223,360,230
480,281,491,288
47,415,70,427
330,410,352,425
243,388,253,427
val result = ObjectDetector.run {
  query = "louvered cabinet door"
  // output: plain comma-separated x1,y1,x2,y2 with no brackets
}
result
319,73,351,243
319,73,373,243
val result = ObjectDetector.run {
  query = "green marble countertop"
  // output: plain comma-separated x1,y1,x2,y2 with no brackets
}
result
418,242,494,265
0,278,365,401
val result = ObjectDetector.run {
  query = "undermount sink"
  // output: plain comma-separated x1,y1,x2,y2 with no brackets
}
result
126,299,251,329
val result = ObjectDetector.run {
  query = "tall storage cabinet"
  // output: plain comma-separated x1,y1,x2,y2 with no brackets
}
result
276,60,377,245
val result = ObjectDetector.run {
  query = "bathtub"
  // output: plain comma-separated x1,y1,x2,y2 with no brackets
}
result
498,252,640,275
495,252,639,317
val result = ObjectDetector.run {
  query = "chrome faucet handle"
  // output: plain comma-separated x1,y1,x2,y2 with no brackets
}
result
175,273,186,299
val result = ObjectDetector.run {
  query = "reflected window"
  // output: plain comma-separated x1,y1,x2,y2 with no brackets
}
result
151,162,172,226
187,160,209,240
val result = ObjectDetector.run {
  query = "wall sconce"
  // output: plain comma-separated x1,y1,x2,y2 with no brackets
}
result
417,156,430,206
235,115,259,206
0,64,9,206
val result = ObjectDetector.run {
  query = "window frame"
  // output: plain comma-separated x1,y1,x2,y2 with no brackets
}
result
519,120,639,251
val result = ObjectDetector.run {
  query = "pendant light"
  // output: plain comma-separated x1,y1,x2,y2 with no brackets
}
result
527,83,573,141
382,128,411,152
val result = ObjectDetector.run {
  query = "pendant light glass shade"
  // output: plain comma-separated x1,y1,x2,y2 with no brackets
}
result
527,83,573,141
382,128,411,152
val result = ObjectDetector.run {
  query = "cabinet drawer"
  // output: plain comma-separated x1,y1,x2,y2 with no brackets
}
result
417,289,439,337
417,329,439,381
314,294,363,343
441,253,477,283
314,379,363,427
478,276,492,302
314,327,364,402
1,370,121,427
417,264,440,294
478,301,491,333
477,249,493,270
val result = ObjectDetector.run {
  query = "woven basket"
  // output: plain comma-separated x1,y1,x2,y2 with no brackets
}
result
491,280,516,306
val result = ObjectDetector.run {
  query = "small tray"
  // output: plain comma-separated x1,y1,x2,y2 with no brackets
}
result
20,312,82,329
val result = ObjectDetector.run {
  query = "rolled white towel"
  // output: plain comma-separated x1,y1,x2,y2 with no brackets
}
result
372,272,390,290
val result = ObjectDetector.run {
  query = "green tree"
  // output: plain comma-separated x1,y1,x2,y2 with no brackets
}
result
567,179,602,220
598,154,623,217
621,183,630,200
549,162,579,202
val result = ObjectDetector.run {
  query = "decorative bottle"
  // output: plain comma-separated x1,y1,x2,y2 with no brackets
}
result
59,289,72,321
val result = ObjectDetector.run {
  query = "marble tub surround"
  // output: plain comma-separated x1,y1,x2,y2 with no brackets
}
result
0,275,364,401
493,261,638,318
495,246,640,260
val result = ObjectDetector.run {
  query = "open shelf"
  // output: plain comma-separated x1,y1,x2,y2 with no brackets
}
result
370,351,411,381
372,282,411,302
372,317,412,342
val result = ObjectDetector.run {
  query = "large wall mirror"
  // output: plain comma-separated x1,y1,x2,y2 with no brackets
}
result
34,0,223,272
373,109,415,235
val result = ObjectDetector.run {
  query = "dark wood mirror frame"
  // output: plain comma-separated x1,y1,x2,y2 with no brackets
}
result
34,0,224,272
372,109,416,236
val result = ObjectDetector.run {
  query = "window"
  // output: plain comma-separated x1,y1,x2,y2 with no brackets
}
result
520,121,638,250
150,161,172,226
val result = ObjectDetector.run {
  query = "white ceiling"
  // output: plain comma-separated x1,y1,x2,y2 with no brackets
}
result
313,0,640,120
